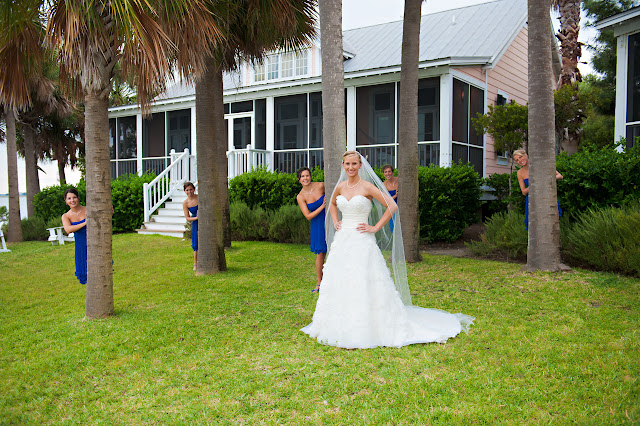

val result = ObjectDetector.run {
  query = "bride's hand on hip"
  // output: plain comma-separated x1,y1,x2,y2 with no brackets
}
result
357,223,376,233
334,221,342,231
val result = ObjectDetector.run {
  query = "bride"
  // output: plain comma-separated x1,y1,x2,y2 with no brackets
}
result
301,151,474,349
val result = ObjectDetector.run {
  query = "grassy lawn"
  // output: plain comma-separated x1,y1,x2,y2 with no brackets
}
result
0,234,638,424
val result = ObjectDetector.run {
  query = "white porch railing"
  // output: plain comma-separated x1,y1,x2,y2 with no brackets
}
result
143,148,195,223
227,145,271,179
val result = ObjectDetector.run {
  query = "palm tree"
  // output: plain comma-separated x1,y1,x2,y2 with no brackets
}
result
398,0,423,262
46,0,222,318
195,0,316,274
2,109,22,242
527,0,567,272
319,0,346,192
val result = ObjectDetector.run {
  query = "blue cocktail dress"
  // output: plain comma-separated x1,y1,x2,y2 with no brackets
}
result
72,219,87,285
307,195,327,254
188,205,198,251
388,189,397,233
524,178,562,230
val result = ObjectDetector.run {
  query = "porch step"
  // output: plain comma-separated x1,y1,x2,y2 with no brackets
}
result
136,228,186,237
137,190,193,238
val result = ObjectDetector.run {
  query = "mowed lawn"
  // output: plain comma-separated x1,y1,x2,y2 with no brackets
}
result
0,234,638,424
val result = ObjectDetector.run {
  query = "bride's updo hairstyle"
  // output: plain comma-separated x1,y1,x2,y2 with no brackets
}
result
342,150,361,163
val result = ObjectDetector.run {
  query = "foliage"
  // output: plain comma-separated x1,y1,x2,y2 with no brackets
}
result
268,204,310,244
482,172,513,218
0,236,638,423
563,200,640,276
33,182,87,224
45,216,62,229
554,82,587,143
0,206,7,224
467,211,528,260
579,74,616,149
418,163,482,242
229,201,271,241
111,173,156,233
472,100,528,156
19,217,48,241
229,167,302,210
556,143,640,219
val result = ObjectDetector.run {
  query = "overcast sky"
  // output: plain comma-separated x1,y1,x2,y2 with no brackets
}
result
1,0,599,194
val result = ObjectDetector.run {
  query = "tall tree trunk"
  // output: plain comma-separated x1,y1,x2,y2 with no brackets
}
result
57,156,67,185
22,124,39,218
5,110,22,242
398,0,423,263
320,0,346,192
195,60,227,274
527,0,565,272
84,93,114,318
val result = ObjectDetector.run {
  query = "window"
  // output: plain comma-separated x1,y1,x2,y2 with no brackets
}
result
253,50,309,83
142,113,165,158
275,94,307,150
117,116,137,159
418,77,440,142
254,63,265,82
109,119,116,160
167,109,191,154
452,78,484,175
268,56,279,80
281,52,294,78
296,52,308,76
255,99,266,150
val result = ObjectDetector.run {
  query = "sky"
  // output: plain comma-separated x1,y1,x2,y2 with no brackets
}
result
1,0,599,194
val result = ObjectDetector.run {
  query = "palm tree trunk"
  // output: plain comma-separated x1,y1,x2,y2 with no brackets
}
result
22,124,39,218
57,156,67,185
195,59,227,274
5,110,22,242
319,0,346,191
398,0,423,262
527,0,565,271
83,92,114,318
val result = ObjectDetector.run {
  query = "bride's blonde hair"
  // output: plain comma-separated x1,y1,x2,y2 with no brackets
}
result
342,150,361,163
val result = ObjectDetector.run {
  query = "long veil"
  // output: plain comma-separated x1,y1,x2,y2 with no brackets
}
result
325,152,412,306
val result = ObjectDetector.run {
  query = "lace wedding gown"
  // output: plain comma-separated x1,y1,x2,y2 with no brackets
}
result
301,195,474,349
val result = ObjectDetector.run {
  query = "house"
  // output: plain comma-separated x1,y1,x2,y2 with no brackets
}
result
596,6,640,148
107,0,556,235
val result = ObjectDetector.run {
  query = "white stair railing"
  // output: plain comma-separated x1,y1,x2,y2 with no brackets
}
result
143,148,192,223
227,145,270,179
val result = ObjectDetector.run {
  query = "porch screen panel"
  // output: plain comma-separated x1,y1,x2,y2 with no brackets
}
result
356,83,395,146
626,124,640,148
309,150,323,170
233,117,252,149
452,142,468,164
418,143,440,167
418,78,440,142
275,94,307,150
310,92,323,148
274,151,307,173
358,145,395,168
627,33,640,123
255,99,266,150
469,146,483,175
143,113,165,158
109,119,116,159
117,116,136,159
167,109,191,154
452,78,469,143
469,86,484,146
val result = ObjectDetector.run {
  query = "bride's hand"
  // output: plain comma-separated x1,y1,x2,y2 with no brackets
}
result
334,221,342,231
357,223,376,233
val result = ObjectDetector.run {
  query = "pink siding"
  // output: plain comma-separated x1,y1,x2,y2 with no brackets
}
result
454,27,529,177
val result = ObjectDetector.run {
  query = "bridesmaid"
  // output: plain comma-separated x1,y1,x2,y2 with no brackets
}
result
382,164,398,233
513,149,563,230
182,182,198,270
296,167,327,293
61,187,87,285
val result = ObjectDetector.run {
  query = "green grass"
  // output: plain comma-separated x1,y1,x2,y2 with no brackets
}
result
1,234,638,424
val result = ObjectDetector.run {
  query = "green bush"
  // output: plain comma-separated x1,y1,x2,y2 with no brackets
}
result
482,172,512,218
229,167,302,211
268,204,310,244
418,163,482,242
20,217,48,241
562,200,640,276
111,173,156,232
0,206,7,224
33,182,87,224
467,211,528,260
556,143,640,219
230,201,271,241
45,216,63,229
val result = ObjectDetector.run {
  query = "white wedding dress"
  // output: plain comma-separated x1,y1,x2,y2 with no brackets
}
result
301,195,474,349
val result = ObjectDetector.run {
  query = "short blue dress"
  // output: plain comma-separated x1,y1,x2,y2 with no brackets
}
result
307,195,327,254
524,178,562,230
188,205,198,251
388,189,397,233
72,219,87,285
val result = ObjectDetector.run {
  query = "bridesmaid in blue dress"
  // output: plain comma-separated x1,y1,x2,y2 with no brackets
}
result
382,165,398,233
182,182,199,270
513,150,563,230
296,167,327,293
61,188,87,285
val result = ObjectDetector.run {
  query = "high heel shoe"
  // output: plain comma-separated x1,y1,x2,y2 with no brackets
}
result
311,284,320,293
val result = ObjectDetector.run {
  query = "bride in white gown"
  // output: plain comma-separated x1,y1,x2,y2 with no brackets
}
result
301,151,474,349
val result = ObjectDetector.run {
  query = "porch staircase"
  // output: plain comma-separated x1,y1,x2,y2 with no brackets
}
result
136,191,189,237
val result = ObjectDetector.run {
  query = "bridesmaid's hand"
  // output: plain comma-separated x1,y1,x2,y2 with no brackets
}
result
357,223,376,233
334,221,342,231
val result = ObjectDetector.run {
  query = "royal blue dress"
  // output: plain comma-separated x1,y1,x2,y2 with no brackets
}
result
188,205,198,251
524,178,562,230
307,195,327,254
72,219,87,285
388,189,397,233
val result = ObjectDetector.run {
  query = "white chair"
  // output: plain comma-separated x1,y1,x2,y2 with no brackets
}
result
47,226,74,245
0,229,10,253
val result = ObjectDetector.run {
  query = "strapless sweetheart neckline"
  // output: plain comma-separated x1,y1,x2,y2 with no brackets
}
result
337,194,370,203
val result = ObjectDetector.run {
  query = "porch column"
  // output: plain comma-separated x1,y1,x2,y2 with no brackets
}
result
615,35,628,146
439,73,452,167
346,86,356,151
266,96,275,172
136,113,143,175
190,106,197,156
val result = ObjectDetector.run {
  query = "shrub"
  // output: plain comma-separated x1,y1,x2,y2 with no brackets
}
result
0,206,7,224
230,201,271,241
229,167,301,211
268,204,310,244
33,182,87,224
562,200,640,276
418,163,482,242
45,216,63,229
111,173,156,232
482,172,512,218
467,211,528,260
20,217,48,241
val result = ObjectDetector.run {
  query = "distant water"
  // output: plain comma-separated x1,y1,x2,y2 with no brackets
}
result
0,194,29,220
